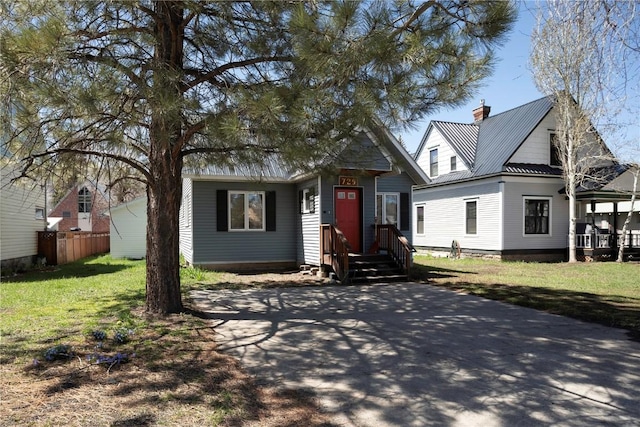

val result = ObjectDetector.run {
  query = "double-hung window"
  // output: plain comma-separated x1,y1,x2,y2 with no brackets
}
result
376,193,399,226
524,197,551,235
465,200,477,235
429,148,438,177
415,204,425,235
229,191,264,231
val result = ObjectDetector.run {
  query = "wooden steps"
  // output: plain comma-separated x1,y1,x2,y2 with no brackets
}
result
345,253,407,284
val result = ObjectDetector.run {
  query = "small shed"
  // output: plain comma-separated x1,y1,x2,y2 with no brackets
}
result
106,197,147,259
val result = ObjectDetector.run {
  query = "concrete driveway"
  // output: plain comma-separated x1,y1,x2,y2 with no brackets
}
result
190,283,640,426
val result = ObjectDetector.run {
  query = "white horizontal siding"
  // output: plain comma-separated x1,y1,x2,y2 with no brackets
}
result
1,171,46,262
509,112,557,164
416,128,468,178
109,197,146,259
412,179,502,251
502,176,568,250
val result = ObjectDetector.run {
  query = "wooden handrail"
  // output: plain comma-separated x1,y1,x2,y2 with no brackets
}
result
320,224,350,282
375,224,414,277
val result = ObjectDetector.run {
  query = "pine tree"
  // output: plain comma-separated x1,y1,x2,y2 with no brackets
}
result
2,0,515,314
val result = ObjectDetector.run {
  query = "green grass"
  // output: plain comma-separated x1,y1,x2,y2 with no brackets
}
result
0,256,226,357
0,256,333,426
413,255,640,337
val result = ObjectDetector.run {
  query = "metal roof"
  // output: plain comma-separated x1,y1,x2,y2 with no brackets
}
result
182,123,428,185
473,96,554,177
417,97,557,187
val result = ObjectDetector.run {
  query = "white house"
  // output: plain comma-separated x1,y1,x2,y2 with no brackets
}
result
106,196,147,259
411,97,637,261
1,166,47,271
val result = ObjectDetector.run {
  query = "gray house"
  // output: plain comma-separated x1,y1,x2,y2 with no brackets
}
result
412,97,638,261
179,125,428,281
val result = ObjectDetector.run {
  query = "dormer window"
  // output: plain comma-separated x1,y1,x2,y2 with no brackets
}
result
550,133,562,166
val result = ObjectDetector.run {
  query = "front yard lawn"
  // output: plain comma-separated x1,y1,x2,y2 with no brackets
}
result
412,255,640,339
0,255,332,427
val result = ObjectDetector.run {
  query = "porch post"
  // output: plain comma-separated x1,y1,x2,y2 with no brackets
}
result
613,202,619,253
590,199,597,253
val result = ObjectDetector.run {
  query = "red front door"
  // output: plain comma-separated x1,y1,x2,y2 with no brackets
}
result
335,188,361,253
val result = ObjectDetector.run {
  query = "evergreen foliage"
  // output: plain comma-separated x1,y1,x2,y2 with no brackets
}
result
1,0,515,313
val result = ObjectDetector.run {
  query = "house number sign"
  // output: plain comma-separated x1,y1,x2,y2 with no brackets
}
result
339,176,358,186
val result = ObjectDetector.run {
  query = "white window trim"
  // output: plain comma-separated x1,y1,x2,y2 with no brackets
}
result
429,148,439,177
35,207,45,220
415,203,426,236
302,188,313,214
229,190,266,232
376,192,400,225
523,196,553,237
549,131,561,167
464,198,478,236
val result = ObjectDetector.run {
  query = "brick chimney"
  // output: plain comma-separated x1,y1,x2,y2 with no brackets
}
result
472,99,491,122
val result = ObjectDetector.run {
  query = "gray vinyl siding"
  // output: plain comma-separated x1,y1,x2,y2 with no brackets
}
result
502,177,568,250
376,172,415,240
179,178,193,263
297,177,320,265
412,179,502,251
335,132,392,172
191,180,297,264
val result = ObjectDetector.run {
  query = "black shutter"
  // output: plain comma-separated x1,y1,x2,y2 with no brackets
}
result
266,191,276,231
298,190,304,214
216,190,228,231
400,192,409,231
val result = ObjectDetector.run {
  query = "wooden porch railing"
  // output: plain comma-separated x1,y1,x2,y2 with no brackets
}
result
320,224,351,282
375,224,414,276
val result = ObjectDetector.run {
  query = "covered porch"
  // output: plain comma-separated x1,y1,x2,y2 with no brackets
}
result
572,164,639,261
574,194,640,261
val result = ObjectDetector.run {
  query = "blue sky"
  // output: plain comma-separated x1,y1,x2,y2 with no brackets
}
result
397,2,639,162
398,4,541,155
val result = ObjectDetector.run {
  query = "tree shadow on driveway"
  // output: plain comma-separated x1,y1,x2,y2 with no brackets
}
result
190,282,640,427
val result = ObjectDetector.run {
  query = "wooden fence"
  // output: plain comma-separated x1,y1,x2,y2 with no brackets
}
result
37,231,110,265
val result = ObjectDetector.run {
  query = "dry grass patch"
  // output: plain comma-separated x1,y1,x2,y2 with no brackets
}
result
1,310,335,427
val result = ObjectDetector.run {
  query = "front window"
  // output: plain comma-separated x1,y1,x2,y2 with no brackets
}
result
450,156,457,172
229,191,264,231
524,198,551,235
429,148,438,177
416,204,425,235
376,193,399,226
465,200,477,235
78,187,92,213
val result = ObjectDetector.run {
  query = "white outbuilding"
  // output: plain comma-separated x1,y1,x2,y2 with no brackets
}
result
107,197,146,259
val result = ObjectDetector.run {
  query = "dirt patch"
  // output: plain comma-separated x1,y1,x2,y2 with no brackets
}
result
1,299,337,426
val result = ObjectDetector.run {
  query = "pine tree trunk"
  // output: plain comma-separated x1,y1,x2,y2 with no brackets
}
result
145,1,185,314
145,155,183,314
